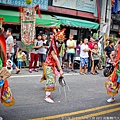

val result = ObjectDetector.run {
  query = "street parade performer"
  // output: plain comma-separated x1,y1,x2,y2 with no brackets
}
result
0,27,15,107
105,40,120,103
40,28,66,103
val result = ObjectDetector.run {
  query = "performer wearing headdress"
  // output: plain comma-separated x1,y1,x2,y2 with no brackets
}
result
105,39,120,103
40,29,66,103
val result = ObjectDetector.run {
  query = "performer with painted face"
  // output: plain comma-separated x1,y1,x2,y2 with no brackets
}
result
40,29,66,103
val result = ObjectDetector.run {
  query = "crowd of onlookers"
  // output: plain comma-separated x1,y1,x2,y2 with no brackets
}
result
5,27,119,75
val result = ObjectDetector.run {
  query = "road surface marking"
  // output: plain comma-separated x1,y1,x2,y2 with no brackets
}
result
30,102,120,120
10,73,80,78
68,107,120,120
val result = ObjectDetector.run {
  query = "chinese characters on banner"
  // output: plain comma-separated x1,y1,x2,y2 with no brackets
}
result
21,7,36,51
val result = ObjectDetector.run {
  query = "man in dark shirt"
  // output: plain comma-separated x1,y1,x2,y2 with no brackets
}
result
13,37,19,66
104,40,114,58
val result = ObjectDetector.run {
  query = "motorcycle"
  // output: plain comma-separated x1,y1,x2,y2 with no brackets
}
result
103,59,114,77
74,55,80,69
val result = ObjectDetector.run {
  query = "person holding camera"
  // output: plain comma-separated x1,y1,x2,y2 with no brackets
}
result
29,34,42,73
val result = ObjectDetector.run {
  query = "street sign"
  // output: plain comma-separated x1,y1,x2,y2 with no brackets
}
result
0,0,48,10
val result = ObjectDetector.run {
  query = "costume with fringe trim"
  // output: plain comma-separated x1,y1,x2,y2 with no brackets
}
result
105,43,120,97
40,28,66,92
0,28,15,107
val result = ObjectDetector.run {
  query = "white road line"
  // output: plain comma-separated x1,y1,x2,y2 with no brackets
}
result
10,73,80,78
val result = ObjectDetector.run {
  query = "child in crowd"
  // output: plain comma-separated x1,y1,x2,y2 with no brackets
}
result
76,41,82,55
91,44,100,75
16,49,24,69
59,42,65,68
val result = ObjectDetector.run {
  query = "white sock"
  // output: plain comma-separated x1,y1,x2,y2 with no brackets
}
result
46,92,51,98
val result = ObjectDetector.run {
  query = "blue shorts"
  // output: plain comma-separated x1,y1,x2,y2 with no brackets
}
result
17,61,22,67
80,58,88,67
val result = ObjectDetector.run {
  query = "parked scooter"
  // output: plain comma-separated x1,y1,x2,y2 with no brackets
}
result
74,55,80,69
103,59,114,77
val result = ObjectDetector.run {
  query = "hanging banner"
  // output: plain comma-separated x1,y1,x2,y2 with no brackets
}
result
21,7,36,51
0,0,48,10
0,19,2,29
0,18,3,35
53,0,96,13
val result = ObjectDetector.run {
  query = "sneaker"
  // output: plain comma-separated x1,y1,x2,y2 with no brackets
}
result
29,69,32,73
44,97,54,103
0,117,3,120
71,69,77,73
34,69,38,72
107,97,115,103
40,68,43,70
65,69,69,73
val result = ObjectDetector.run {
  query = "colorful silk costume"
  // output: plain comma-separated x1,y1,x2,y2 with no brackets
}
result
0,27,15,107
105,43,120,96
40,28,66,92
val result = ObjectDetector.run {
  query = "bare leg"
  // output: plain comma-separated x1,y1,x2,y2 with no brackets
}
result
72,63,74,70
66,62,69,70
84,66,87,74
80,66,83,74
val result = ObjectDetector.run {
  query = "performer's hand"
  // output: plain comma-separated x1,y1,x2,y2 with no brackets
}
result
60,69,64,76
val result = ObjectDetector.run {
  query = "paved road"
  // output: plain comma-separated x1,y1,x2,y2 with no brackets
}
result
0,69,120,120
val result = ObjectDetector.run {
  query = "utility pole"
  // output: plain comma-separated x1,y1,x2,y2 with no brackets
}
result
106,0,112,37
99,0,107,37
99,0,107,68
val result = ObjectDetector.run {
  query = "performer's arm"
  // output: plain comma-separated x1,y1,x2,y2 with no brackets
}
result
51,50,64,76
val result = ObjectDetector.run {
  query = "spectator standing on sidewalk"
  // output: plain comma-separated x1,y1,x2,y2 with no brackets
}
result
16,49,24,69
87,37,96,74
80,38,91,75
39,34,49,69
29,34,42,73
6,28,20,74
91,44,100,75
13,37,19,66
104,40,114,61
66,34,76,73
58,42,65,68
76,41,82,55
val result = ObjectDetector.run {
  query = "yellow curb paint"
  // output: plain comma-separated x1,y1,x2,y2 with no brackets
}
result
68,107,120,120
30,102,120,120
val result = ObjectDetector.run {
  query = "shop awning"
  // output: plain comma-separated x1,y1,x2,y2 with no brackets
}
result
55,16,99,29
0,10,61,27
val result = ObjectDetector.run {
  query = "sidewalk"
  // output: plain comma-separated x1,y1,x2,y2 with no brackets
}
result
11,68,44,76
